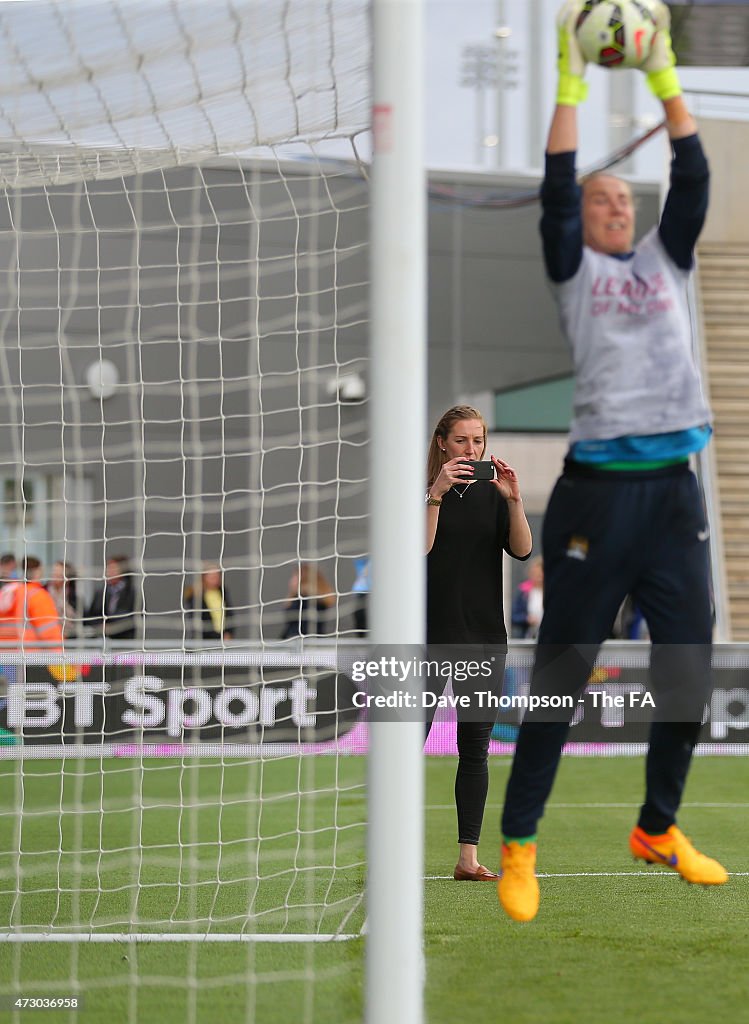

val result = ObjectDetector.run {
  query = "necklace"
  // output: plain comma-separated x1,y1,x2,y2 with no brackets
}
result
452,482,474,499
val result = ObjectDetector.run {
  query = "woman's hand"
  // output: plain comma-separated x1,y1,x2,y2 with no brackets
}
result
491,456,522,503
492,456,532,557
430,457,475,498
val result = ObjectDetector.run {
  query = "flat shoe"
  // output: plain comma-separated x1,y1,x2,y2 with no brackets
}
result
453,863,499,881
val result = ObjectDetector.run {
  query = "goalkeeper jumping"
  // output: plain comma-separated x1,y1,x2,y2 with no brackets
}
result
497,0,728,923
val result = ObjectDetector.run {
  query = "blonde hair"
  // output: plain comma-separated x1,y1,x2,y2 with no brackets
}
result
580,171,631,193
426,405,487,487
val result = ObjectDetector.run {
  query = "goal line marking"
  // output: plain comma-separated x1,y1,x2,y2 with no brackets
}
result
426,871,749,880
0,932,362,944
426,802,749,810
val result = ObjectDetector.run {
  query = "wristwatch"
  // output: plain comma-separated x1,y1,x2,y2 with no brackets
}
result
425,491,442,507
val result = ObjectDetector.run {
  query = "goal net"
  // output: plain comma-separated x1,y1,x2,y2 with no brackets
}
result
0,0,374,1018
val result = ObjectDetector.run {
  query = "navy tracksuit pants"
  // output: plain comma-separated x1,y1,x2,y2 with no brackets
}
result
501,461,713,838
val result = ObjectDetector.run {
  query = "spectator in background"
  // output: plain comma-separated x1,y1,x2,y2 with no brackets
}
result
184,562,234,642
0,556,75,683
281,563,336,639
511,557,544,639
0,557,62,647
426,404,532,882
0,553,17,588
46,560,80,639
84,554,137,641
351,556,370,636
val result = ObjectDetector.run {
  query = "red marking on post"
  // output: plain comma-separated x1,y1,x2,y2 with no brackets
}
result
373,103,394,154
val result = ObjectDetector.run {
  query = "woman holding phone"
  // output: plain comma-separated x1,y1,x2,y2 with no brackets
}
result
425,404,532,880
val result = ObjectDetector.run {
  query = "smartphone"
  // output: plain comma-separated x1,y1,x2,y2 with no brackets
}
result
463,460,495,480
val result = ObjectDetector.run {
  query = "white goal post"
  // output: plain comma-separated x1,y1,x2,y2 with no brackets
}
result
368,1,426,1022
0,0,425,1021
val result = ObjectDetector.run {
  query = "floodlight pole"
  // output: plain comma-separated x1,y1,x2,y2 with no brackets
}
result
526,0,544,169
368,1,426,1023
495,0,507,169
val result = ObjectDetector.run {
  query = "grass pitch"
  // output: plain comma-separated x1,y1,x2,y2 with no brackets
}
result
0,754,747,1023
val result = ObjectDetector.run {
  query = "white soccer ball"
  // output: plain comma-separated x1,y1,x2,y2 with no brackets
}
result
575,0,657,69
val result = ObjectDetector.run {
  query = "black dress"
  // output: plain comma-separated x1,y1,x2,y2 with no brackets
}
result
427,480,522,645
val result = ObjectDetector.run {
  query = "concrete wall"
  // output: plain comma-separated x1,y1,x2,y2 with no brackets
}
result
698,118,749,244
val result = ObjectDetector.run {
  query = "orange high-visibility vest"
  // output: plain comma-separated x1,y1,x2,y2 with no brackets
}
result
0,580,63,647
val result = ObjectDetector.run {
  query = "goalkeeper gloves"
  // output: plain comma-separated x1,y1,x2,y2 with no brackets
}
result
641,0,682,101
556,0,588,106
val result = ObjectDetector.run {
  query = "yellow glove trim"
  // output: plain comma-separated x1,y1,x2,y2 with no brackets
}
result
556,72,589,106
646,67,682,101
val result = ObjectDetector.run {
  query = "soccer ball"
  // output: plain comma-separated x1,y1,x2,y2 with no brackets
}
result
575,0,657,69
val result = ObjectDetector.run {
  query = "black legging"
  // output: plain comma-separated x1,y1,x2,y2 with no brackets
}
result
424,645,507,846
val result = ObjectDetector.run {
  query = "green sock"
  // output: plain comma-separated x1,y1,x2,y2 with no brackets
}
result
503,834,537,846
